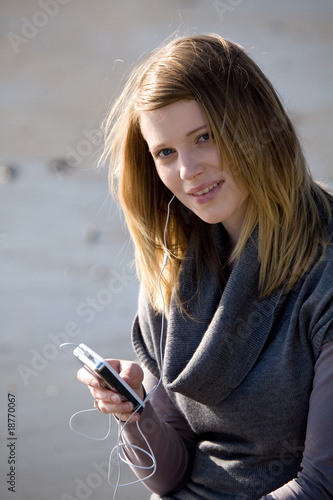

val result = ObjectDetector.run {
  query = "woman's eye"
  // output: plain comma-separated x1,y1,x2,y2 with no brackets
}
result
157,148,174,158
198,133,210,142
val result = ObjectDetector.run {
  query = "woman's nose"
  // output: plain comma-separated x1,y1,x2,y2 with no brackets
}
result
179,152,204,180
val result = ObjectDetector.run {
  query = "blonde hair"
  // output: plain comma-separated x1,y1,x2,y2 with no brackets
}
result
101,34,332,313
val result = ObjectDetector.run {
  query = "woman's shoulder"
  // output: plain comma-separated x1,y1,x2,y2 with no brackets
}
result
298,234,333,353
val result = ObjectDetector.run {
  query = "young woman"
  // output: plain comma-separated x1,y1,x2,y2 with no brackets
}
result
78,34,333,499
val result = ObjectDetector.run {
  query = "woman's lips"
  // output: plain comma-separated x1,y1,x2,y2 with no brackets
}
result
188,181,224,204
192,182,220,196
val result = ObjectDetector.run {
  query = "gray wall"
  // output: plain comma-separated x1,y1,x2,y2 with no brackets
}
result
1,1,332,499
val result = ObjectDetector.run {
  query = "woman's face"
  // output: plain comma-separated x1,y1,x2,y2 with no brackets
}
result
140,100,249,245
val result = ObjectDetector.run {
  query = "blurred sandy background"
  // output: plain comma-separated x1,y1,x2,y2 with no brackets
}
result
0,1,332,499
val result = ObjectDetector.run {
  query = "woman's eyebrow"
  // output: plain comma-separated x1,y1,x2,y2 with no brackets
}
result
185,125,207,137
149,125,208,152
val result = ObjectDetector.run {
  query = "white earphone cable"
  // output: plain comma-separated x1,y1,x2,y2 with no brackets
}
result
61,194,175,497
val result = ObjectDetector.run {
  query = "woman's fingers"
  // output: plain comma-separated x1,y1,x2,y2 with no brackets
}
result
97,399,138,417
93,391,140,423
77,365,94,384
97,398,134,413
76,359,144,419
90,384,124,404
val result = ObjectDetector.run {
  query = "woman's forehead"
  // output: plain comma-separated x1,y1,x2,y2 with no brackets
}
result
139,100,207,147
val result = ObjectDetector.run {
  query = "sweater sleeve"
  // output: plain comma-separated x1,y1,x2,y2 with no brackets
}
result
260,340,333,499
119,365,197,496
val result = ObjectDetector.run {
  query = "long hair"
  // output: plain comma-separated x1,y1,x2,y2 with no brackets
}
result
101,34,332,313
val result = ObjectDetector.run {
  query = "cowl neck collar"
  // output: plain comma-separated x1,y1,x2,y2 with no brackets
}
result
163,224,285,405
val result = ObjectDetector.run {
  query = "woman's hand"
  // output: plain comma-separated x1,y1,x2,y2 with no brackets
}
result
77,359,144,423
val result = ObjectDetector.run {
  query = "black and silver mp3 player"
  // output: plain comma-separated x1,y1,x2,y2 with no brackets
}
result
73,343,144,413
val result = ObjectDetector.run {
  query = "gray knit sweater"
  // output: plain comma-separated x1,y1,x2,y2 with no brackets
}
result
130,221,333,499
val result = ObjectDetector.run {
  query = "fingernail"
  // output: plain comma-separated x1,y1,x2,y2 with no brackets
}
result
90,379,99,389
110,394,120,403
